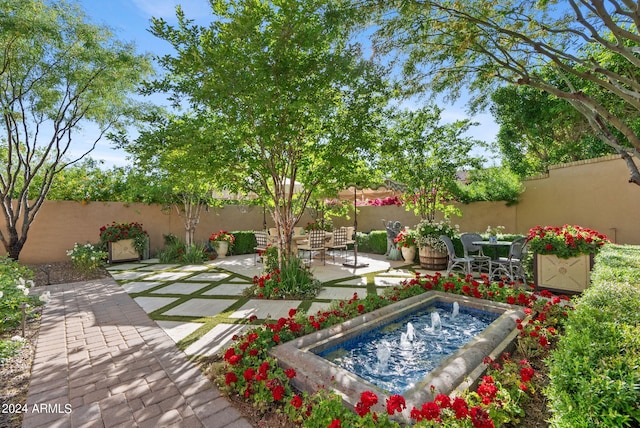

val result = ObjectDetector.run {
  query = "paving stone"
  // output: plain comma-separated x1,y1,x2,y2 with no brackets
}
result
149,282,211,295
174,264,212,272
155,321,204,343
106,263,146,271
120,281,164,294
162,298,237,317
335,277,368,286
202,283,251,296
306,301,334,315
374,276,408,286
184,272,231,282
316,286,364,300
109,271,153,281
142,271,194,281
183,323,249,357
229,299,301,320
136,263,181,271
133,296,179,313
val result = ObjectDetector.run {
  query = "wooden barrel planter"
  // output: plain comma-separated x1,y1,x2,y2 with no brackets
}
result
419,246,448,270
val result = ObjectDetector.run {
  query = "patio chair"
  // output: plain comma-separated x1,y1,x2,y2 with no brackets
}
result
440,235,473,276
326,227,348,261
489,237,527,283
297,230,326,265
253,231,268,265
460,232,491,274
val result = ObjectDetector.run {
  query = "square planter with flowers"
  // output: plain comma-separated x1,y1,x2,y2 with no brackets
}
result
527,224,610,293
99,222,149,263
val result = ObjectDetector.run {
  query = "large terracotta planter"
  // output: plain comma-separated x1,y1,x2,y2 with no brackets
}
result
401,246,417,263
213,241,229,258
419,246,448,270
534,253,594,293
108,239,140,263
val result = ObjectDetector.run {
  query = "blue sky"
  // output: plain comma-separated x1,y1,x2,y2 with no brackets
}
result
74,0,499,167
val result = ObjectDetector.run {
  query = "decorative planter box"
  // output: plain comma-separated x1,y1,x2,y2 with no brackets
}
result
534,253,594,293
108,239,140,263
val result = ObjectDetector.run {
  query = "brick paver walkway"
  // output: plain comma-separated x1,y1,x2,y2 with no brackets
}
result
23,279,252,428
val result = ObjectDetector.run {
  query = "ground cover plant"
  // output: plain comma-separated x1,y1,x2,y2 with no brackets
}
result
210,271,572,427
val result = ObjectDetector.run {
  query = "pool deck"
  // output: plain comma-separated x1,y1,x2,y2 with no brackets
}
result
23,253,422,427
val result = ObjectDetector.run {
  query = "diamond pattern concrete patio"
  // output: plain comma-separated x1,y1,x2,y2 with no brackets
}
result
24,252,422,427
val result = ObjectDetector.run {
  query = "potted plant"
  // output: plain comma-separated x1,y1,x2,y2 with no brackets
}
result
99,222,149,263
209,230,235,258
393,229,418,263
485,225,505,243
415,219,459,270
527,224,610,292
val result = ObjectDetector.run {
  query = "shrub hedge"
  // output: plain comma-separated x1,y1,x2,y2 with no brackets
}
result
545,244,640,427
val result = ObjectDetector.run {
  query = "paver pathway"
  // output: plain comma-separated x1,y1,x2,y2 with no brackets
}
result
22,279,252,428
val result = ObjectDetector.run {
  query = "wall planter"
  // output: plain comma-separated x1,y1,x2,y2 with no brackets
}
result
419,245,448,270
533,253,594,293
108,239,140,263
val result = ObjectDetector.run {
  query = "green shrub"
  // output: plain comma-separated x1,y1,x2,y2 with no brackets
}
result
367,230,387,254
545,245,640,427
157,234,210,263
66,242,107,274
245,255,322,299
0,257,40,333
229,231,257,255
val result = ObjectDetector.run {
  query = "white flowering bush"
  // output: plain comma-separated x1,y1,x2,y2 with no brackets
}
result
67,242,107,274
415,219,460,252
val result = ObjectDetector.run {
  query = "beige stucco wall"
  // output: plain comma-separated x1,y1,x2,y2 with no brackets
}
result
5,154,639,263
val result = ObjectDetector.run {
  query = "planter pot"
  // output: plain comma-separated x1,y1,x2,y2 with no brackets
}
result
419,246,448,270
534,253,594,293
108,239,140,263
401,246,417,263
213,241,229,258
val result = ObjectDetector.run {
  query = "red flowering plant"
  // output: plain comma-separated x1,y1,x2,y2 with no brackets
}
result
393,229,417,248
98,221,148,255
209,229,235,244
526,224,609,258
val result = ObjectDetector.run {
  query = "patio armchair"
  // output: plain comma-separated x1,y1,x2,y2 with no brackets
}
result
460,232,491,274
326,227,349,261
440,235,473,276
253,231,269,265
297,230,326,265
489,237,527,283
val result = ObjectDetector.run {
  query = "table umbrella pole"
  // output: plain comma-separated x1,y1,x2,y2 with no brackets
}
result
343,187,368,269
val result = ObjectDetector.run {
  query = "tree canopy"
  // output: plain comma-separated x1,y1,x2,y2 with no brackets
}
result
0,0,153,259
371,0,640,185
145,0,390,256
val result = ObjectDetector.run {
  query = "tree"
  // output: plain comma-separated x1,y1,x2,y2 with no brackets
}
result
147,0,389,259
491,77,614,177
381,105,485,221
0,0,152,259
372,0,640,185
115,112,226,247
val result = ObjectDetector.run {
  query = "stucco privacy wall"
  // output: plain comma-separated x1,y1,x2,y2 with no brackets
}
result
5,155,639,263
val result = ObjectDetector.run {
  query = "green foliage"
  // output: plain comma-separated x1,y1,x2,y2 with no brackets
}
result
590,244,640,285
246,256,322,300
228,231,258,255
545,244,640,427
156,234,210,264
367,230,388,254
0,338,24,364
0,0,152,259
381,106,485,221
66,242,107,274
490,83,615,178
145,0,390,262
457,167,523,205
0,257,40,333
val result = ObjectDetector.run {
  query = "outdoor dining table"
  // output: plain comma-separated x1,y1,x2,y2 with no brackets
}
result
472,240,512,259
